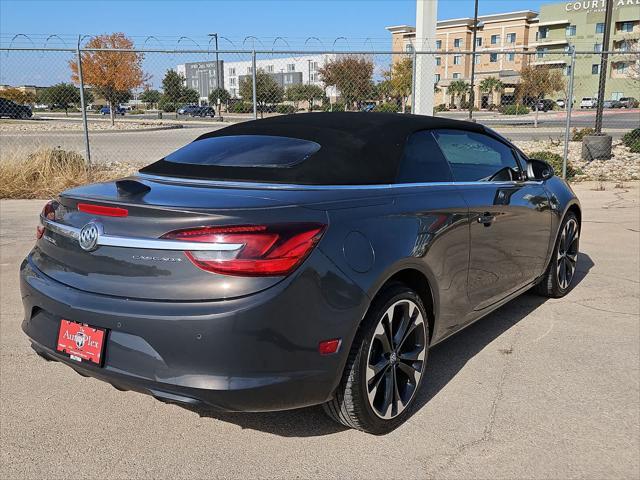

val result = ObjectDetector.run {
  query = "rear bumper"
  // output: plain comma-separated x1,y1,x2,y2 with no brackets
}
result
20,252,369,411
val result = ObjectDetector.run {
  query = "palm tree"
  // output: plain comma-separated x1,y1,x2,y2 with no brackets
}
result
446,80,470,109
479,77,504,108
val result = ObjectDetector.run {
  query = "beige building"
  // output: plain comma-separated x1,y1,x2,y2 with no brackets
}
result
387,10,539,107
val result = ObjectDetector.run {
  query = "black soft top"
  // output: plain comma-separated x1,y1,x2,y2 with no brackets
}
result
141,112,487,185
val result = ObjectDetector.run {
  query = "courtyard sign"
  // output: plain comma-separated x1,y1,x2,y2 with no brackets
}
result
565,0,640,13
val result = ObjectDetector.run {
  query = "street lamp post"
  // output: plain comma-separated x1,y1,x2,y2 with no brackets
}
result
468,0,479,121
208,32,223,121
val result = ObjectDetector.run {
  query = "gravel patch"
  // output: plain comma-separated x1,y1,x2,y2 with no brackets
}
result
0,120,179,133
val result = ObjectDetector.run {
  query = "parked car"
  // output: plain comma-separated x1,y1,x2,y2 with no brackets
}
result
556,99,566,108
119,104,133,111
603,100,623,109
191,106,216,117
618,97,639,108
535,99,556,112
580,97,597,109
177,104,200,115
100,106,125,116
0,98,33,119
21,113,581,434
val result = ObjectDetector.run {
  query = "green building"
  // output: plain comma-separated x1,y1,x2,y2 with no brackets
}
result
534,0,639,102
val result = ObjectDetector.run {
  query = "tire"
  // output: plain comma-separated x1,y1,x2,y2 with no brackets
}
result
535,212,580,298
323,283,429,434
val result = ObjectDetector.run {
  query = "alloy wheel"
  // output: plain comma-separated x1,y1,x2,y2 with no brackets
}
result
365,299,427,419
557,218,579,290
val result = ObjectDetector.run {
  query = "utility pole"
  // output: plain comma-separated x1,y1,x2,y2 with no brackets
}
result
208,33,223,121
414,0,438,115
468,0,479,121
594,0,613,133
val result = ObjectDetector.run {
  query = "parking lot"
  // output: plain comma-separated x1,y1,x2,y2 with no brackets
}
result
0,182,638,479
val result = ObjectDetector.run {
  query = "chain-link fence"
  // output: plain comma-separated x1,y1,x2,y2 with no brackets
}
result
1,46,638,182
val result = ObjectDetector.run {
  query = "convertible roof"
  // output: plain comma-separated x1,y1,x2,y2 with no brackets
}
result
141,112,486,185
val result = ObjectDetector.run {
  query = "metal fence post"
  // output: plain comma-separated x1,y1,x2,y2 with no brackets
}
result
411,50,417,114
76,36,91,166
251,50,257,119
562,47,577,180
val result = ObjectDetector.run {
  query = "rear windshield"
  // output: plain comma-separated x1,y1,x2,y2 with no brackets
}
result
161,135,321,168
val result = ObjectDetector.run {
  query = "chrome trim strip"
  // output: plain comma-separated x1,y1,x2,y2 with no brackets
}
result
136,173,528,191
41,218,243,252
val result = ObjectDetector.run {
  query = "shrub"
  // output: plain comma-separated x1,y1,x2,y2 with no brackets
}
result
0,147,135,199
622,128,640,148
628,139,640,153
129,109,144,115
434,103,449,113
158,98,178,112
571,127,595,142
500,104,529,115
323,102,345,112
526,150,580,180
375,102,398,113
275,104,296,114
228,102,253,113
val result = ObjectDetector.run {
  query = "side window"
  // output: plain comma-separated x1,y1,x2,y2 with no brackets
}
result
396,130,453,183
432,129,520,182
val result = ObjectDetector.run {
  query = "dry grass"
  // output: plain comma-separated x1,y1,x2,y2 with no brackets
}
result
0,147,136,199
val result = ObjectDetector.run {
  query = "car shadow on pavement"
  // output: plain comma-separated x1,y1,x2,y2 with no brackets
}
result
185,253,594,438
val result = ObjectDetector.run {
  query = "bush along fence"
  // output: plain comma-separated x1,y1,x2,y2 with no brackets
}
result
0,42,639,179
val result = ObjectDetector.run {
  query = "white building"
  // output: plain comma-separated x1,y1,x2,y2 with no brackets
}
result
223,54,339,99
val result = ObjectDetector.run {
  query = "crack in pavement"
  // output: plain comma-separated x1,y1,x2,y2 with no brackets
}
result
427,326,523,478
568,301,639,317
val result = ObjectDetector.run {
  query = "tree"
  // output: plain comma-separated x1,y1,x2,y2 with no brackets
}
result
70,33,147,125
38,83,80,115
181,87,199,104
318,56,374,110
0,88,36,105
285,83,325,111
479,77,504,108
447,80,470,108
239,70,284,117
208,87,231,108
159,70,200,112
518,66,565,127
383,58,413,113
139,88,161,109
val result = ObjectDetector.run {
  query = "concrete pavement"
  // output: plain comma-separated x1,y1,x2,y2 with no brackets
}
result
0,182,638,479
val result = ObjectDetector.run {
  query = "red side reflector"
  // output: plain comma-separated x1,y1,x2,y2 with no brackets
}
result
77,203,128,217
318,339,341,356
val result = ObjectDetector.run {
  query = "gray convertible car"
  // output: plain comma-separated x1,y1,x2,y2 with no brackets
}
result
21,113,580,434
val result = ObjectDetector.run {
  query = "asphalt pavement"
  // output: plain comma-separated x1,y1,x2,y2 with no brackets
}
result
1,182,638,479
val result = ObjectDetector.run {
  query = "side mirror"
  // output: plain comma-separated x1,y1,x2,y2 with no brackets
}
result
527,159,554,181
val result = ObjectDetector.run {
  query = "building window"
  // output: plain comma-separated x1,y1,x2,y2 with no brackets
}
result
596,23,605,34
474,54,481,64
491,34,500,45
454,38,462,48
452,73,461,79
506,33,516,43
230,77,236,86
228,67,236,76
311,61,319,71
506,52,515,62
537,48,547,59
592,64,600,75
490,53,498,63
310,72,318,82
566,25,576,37
435,73,441,83
618,22,634,33
453,55,462,65
247,66,252,74
405,43,414,53
287,64,295,72
266,65,274,73
594,43,602,53
476,37,482,47
538,27,549,40
435,56,442,66
617,41,632,52
615,62,629,74
436,39,442,49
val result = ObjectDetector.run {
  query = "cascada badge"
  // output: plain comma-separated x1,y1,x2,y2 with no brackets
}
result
78,221,101,251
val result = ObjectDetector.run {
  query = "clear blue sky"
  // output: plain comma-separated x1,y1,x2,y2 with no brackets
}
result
1,0,560,48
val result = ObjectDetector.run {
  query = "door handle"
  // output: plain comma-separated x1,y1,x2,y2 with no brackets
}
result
477,212,495,226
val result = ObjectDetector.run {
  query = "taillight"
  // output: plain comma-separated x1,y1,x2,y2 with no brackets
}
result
37,200,56,239
162,223,325,277
77,203,128,217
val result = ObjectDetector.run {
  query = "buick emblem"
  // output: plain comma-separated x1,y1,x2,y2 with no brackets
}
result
78,222,100,251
